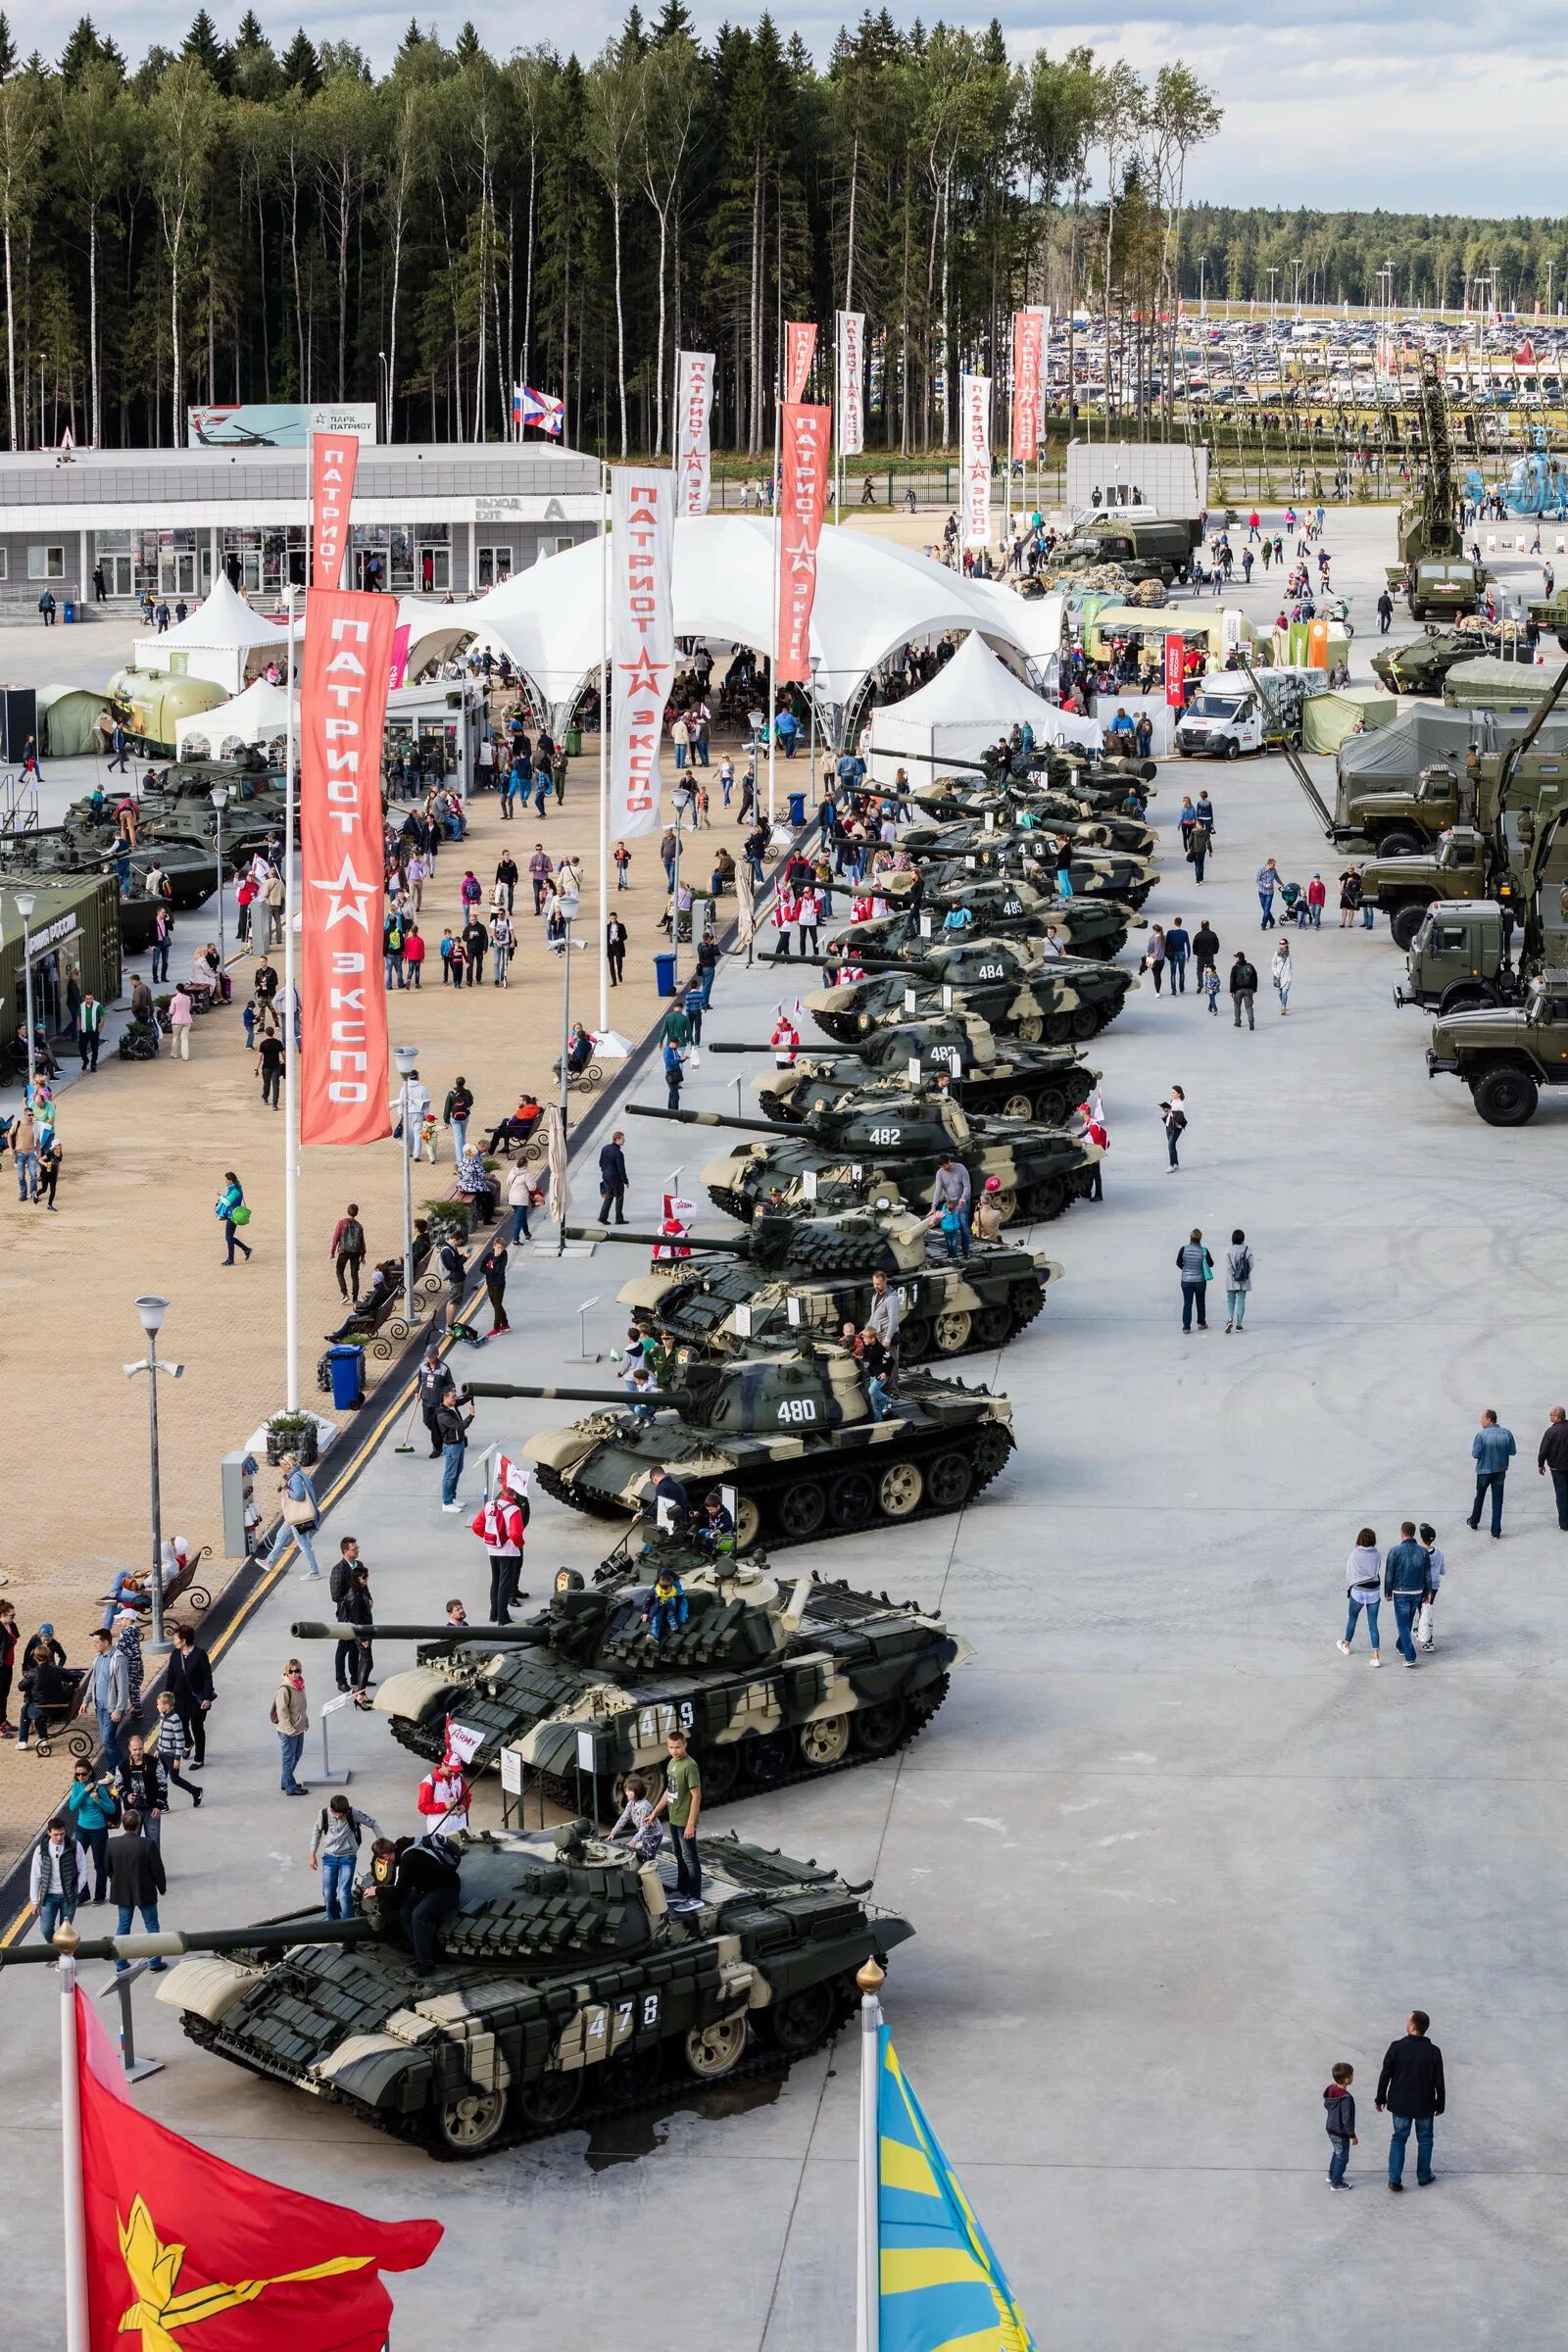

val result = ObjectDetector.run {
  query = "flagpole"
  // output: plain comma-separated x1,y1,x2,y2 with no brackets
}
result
57,1928,89,2352
598,461,610,1033
856,1957,884,2352
283,574,300,1414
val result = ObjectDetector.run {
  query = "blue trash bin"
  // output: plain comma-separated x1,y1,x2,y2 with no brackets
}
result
63,601,75,624
654,951,678,998
787,791,807,827
326,1344,366,1411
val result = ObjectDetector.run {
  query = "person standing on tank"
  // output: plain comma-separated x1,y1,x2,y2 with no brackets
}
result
651,1727,703,1903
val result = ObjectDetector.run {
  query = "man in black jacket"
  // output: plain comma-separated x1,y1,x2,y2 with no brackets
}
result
417,1346,450,1459
598,1132,629,1225
329,1539,364,1691
1376,2010,1445,2189
1229,951,1258,1030
106,1808,169,1971
1538,1404,1568,1530
167,1624,215,1766
369,1835,462,1976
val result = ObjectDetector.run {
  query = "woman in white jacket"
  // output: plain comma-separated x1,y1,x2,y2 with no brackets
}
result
1337,1529,1383,1667
1271,937,1293,1013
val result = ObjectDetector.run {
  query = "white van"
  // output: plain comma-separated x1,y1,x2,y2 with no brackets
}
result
1173,667,1326,760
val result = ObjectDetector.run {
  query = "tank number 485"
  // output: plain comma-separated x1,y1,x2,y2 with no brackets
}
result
776,1398,819,1424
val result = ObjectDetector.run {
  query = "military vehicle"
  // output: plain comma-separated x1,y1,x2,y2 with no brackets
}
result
711,1014,1099,1126
1372,629,1494,699
1427,971,1568,1123
894,818,1156,907
628,1096,1101,1227
891,783,1155,860
471,1351,1014,1549
1394,747,1568,1013
304,1535,967,1788
791,945,1138,1049
573,1207,1060,1361
1389,354,1492,620
1051,513,1201,587
824,871,1138,963
6,1824,913,2155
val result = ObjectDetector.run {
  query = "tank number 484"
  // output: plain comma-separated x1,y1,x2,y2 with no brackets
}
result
975,963,1004,980
776,1398,819,1424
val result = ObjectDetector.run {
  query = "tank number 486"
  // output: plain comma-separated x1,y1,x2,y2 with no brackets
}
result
776,1398,819,1424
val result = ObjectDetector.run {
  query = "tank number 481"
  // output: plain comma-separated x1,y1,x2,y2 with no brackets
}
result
776,1398,819,1424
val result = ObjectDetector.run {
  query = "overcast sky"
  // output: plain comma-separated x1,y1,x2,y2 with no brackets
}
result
90,2,1568,214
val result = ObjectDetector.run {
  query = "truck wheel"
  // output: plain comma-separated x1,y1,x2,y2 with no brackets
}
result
1389,904,1426,952
1472,1068,1539,1126
1376,826,1425,858
1437,980,1499,1016
1224,738,1241,761
1177,744,1193,758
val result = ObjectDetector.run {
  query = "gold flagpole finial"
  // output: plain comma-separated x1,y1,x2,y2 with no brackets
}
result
857,1958,885,1994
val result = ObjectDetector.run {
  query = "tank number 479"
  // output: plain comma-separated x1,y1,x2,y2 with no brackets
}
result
776,1398,819,1424
638,1700,695,1742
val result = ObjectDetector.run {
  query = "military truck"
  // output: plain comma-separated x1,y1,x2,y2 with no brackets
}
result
712,1015,1099,1126
1394,770,1568,1011
1427,973,1568,1123
1388,353,1492,620
1054,513,1201,587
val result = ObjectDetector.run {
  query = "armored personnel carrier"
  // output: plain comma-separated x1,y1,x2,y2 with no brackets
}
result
305,1536,967,1790
7,1824,912,2156
628,1096,1101,1227
713,1014,1099,1127
792,944,1137,1048
574,1206,1060,1360
471,1349,1013,1549
824,871,1140,963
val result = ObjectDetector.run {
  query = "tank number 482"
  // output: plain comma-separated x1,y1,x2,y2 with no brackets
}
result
865,1126,902,1146
776,1398,819,1424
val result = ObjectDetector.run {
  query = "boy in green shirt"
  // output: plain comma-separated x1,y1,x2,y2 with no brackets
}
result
653,1728,703,1903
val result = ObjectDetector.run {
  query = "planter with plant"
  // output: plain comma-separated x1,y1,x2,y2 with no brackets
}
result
265,1410,318,1466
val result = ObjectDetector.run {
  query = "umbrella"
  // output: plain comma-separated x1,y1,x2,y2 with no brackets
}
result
735,859,757,965
544,1101,569,1242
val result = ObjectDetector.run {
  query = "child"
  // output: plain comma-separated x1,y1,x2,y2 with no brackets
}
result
1417,1522,1446,1650
151,1690,204,1808
609,1774,664,1862
1324,2062,1357,2188
1200,964,1221,1017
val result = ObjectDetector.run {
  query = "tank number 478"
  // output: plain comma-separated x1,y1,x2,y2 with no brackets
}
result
776,1398,819,1424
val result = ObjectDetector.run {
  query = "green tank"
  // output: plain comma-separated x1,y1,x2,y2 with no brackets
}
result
897,816,1157,906
6,1824,912,2157
786,943,1138,1048
711,1014,1100,1126
471,1349,1014,1550
304,1534,967,1790
899,784,1155,860
827,871,1140,962
1371,628,1493,699
627,1096,1102,1226
577,1205,1061,1360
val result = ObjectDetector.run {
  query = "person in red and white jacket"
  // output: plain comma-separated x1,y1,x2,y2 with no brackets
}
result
469,1486,527,1625
770,1010,799,1066
417,1755,471,1834
771,887,798,956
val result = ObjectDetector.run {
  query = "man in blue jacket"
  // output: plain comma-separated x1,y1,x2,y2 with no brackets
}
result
1467,1408,1516,1538
1383,1522,1434,1668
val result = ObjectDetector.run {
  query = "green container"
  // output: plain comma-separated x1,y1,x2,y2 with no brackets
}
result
565,726,583,757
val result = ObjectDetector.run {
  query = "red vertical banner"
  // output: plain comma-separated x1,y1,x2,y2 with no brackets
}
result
311,434,360,592
1010,310,1046,461
1164,632,1186,707
777,403,831,684
299,588,397,1145
785,322,817,404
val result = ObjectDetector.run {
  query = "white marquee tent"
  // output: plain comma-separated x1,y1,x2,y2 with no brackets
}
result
460,517,1039,738
130,574,293,693
866,631,1101,785
173,674,295,760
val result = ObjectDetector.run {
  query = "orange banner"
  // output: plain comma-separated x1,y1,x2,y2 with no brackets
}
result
311,432,360,592
777,403,831,684
1307,616,1330,670
299,587,397,1145
785,322,817,404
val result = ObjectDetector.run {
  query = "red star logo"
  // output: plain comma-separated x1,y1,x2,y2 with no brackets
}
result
309,856,378,931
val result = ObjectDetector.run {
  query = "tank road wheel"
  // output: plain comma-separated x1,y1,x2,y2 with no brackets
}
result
1013,1015,1045,1043
764,1981,839,2055
798,1713,852,1769
1031,1087,1069,1124
827,1470,876,1532
1002,1090,1035,1119
1069,1007,1099,1043
1472,1068,1540,1127
777,1480,827,1541
898,1314,932,1361
974,1300,1012,1348
732,1495,763,1551
925,1451,974,1512
932,1307,973,1355
696,1745,741,1803
853,1696,906,1757
1389,904,1426,953
744,1728,795,1787
877,1460,924,1520
1043,1014,1071,1045
435,2086,510,2155
516,2070,584,2131
1026,1177,1067,1221
989,1186,1018,1224
971,1427,1012,1485
685,2014,748,2081
605,2042,666,2102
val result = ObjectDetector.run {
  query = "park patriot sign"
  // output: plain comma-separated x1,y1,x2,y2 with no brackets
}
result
311,431,360,591
299,588,398,1145
610,468,676,840
785,321,817,404
960,372,992,548
836,311,865,456
777,404,830,684
1010,308,1048,462
674,351,715,516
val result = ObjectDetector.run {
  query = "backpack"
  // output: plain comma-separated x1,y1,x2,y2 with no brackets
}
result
1234,1246,1252,1285
319,1805,362,1848
410,1831,462,1875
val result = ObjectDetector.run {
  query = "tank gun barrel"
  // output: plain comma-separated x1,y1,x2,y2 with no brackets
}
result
624,1103,791,1137
564,1222,754,1253
761,951,926,974
465,1380,688,1407
292,1620,546,1643
0,1916,378,1969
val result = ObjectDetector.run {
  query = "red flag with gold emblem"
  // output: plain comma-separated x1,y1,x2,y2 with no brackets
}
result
74,1986,440,2350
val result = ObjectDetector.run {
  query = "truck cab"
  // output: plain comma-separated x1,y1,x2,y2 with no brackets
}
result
1427,972,1568,1124
1175,669,1312,760
1395,900,1513,1013
1401,558,1490,622
1333,760,1461,858
1358,826,1488,949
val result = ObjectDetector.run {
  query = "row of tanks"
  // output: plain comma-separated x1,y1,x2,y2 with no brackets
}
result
3,734,1159,2157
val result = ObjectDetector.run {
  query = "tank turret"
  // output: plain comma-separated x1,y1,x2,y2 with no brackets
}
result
9,1827,913,2156
797,950,1137,1051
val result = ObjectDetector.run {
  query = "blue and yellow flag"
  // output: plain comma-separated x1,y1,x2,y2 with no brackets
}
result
877,2026,1036,2352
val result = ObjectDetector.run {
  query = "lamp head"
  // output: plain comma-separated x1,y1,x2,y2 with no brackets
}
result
134,1294,169,1340
15,889,34,920
210,783,229,811
393,1044,419,1078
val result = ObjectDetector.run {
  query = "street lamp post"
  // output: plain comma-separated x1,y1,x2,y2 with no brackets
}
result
209,783,228,969
16,887,35,1099
124,1296,183,1658
393,1042,419,1324
556,895,587,1257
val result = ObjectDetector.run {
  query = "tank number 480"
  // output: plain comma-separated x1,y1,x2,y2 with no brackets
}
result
776,1398,819,1424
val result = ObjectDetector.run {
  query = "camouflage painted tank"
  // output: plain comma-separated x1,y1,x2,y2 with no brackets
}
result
824,871,1141,962
896,817,1157,906
711,1014,1099,1127
6,1825,911,2156
305,1535,967,1790
576,1205,1060,1359
789,944,1138,1049
898,783,1155,860
470,1349,1014,1550
627,1096,1102,1226
1371,629,1491,699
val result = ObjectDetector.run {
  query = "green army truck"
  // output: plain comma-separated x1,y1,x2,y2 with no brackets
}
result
1427,976,1568,1125
1056,514,1201,588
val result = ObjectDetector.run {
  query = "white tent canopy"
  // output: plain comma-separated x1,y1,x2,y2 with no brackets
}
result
867,632,1100,785
464,517,1038,735
174,674,295,760
131,574,293,693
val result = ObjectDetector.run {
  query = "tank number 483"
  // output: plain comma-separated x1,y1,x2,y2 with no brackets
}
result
776,1398,819,1424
